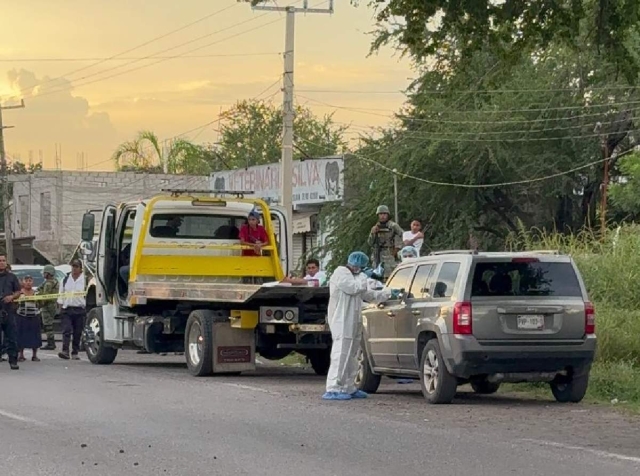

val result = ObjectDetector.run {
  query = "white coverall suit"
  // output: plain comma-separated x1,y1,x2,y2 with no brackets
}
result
325,266,392,394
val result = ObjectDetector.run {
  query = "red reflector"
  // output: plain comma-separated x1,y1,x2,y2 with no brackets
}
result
453,302,472,335
511,257,539,263
585,302,595,335
266,309,273,317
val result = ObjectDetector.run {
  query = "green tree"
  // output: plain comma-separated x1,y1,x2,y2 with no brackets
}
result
217,100,347,169
323,42,639,269
354,0,640,83
112,130,217,175
609,152,640,219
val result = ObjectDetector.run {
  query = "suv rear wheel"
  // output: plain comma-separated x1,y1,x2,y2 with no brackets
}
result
470,377,501,395
355,340,381,394
550,371,589,403
420,339,457,404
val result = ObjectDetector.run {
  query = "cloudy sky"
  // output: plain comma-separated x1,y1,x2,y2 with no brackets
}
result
0,0,412,171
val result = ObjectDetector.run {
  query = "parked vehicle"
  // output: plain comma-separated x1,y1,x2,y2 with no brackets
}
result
357,250,597,404
78,190,332,376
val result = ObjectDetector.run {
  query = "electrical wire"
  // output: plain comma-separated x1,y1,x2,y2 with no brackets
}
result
10,4,240,99
296,94,640,131
20,16,285,102
0,53,280,62
296,136,638,189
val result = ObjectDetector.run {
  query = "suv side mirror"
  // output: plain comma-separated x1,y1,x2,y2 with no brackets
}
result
81,212,95,242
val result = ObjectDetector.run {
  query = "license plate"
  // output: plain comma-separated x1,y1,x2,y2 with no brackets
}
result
517,315,545,330
296,324,327,332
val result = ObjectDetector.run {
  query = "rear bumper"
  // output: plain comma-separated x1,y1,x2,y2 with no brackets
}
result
442,334,597,379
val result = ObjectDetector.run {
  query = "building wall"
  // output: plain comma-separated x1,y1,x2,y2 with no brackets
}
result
9,171,210,264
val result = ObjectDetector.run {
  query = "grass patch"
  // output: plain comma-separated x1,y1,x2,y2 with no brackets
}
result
502,361,640,413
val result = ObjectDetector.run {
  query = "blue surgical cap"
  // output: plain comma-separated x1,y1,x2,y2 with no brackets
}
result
347,251,369,268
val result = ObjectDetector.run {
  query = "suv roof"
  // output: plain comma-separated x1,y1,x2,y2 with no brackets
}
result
428,249,562,257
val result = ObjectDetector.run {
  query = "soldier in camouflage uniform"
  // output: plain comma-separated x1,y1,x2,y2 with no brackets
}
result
37,265,59,350
367,205,404,279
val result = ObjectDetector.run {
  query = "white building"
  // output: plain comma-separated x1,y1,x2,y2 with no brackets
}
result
9,171,210,264
210,156,344,272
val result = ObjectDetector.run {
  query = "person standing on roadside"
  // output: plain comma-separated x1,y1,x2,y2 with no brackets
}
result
0,255,22,370
402,219,425,257
37,265,59,350
367,205,403,279
17,275,41,362
57,259,86,361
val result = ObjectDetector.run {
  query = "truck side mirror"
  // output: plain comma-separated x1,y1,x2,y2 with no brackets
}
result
81,212,95,242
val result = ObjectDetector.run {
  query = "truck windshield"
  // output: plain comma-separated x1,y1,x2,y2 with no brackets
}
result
150,213,247,240
471,261,582,297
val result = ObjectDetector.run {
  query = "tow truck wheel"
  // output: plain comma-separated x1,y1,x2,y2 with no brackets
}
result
84,308,118,365
185,310,214,377
309,350,331,376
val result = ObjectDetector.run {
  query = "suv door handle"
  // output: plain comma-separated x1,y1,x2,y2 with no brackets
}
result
411,310,421,315
386,311,395,317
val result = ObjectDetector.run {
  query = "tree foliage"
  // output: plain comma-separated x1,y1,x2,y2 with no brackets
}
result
322,13,640,269
354,0,640,82
112,130,221,175
216,100,348,169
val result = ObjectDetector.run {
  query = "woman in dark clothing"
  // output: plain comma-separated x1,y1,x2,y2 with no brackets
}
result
17,275,41,362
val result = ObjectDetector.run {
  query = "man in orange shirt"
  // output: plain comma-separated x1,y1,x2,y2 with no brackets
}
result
239,210,268,256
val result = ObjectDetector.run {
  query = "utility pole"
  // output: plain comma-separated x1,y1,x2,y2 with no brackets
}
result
249,0,334,270
0,99,25,263
392,168,399,221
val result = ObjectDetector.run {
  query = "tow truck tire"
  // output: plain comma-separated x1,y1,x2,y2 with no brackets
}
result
85,307,118,365
185,310,215,377
309,350,331,376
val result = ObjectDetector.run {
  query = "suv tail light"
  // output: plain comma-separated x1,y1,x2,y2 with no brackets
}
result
585,301,595,335
453,302,472,335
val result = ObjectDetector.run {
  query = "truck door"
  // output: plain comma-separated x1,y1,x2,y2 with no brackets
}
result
95,204,117,305
269,209,290,277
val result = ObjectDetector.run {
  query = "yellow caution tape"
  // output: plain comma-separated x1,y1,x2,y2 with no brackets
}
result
15,292,87,302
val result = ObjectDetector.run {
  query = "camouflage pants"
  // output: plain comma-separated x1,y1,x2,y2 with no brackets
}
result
41,310,55,341
373,251,398,279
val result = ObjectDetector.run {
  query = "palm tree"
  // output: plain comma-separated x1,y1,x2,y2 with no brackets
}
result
112,130,215,174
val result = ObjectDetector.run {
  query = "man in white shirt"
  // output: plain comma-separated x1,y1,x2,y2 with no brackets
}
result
402,219,425,256
57,259,86,361
282,259,328,286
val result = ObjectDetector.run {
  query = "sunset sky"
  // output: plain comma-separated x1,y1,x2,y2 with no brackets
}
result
0,0,412,171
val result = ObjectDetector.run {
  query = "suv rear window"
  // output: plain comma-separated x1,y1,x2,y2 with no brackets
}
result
471,261,582,297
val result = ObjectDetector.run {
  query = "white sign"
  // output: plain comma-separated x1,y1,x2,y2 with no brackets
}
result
209,157,344,206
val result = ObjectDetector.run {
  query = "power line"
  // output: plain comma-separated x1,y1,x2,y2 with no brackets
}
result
11,4,239,99
296,136,639,189
28,18,284,102
0,52,280,62
296,93,640,116
296,85,640,95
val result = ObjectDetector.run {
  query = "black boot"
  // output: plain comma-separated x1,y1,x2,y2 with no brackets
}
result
9,361,19,370
41,337,56,350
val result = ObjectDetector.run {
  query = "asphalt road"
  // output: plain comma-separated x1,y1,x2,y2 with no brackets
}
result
1,351,639,476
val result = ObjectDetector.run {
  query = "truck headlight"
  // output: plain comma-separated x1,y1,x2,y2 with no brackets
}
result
284,310,295,321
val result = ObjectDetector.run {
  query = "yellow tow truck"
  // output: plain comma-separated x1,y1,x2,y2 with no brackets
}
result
79,190,331,376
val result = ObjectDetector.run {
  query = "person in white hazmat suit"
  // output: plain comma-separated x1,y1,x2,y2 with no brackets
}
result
398,245,418,261
322,251,400,401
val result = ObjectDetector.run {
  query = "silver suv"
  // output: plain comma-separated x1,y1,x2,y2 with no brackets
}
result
357,250,597,404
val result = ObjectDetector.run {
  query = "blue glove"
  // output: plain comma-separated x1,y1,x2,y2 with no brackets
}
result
362,267,374,278
390,289,402,300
